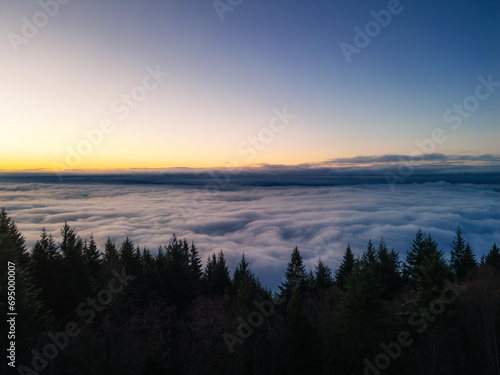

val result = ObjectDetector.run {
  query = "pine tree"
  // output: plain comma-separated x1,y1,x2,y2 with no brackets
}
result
404,228,426,282
31,229,63,316
413,248,451,308
375,239,402,298
104,237,120,270
214,250,231,294
120,237,142,275
0,210,46,362
189,241,203,286
363,239,377,265
141,248,154,270
335,245,355,291
463,242,477,275
161,235,194,307
204,250,231,297
278,247,309,304
451,226,476,280
340,261,385,372
59,222,91,315
83,234,102,289
83,235,101,271
485,243,500,271
313,258,334,291
0,209,30,266
232,252,252,295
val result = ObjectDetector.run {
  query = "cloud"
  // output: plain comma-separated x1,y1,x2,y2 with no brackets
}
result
1,153,499,187
1,179,499,289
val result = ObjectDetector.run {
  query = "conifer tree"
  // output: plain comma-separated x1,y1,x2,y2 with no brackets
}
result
31,229,63,315
214,250,232,294
232,253,252,295
413,247,451,307
59,222,91,314
375,239,402,298
0,210,46,361
204,250,231,296
104,237,120,270
485,243,500,271
189,241,203,293
120,237,142,275
362,239,377,265
83,234,101,277
156,235,194,307
335,245,355,291
278,247,308,303
313,258,334,291
141,248,154,270
404,228,426,282
451,226,476,280
340,261,384,372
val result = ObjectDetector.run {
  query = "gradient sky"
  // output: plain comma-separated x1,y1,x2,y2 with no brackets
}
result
1,0,499,170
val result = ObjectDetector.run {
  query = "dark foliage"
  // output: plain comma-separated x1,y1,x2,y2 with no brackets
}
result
1,210,499,375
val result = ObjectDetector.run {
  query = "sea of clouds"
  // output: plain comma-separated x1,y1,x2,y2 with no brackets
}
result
1,180,499,289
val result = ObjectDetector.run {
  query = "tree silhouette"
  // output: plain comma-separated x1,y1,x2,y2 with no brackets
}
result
278,247,308,305
313,258,334,291
335,244,355,291
375,238,402,298
451,226,476,280
484,243,500,271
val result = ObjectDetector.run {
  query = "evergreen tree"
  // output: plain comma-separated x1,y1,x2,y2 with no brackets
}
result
375,239,402,298
335,245,355,291
232,252,252,295
159,235,195,307
31,229,63,315
278,247,308,304
189,241,203,288
204,250,231,296
0,209,30,266
485,243,500,271
313,258,334,291
362,239,377,265
451,226,476,280
104,237,120,270
59,222,91,315
404,228,426,282
214,250,232,294
83,234,101,272
340,261,385,372
0,210,46,363
120,237,142,275
413,247,451,308
141,248,154,270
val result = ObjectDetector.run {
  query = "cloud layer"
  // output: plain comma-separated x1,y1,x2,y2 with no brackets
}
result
1,180,499,289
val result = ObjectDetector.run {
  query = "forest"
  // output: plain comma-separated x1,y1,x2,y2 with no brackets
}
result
1,208,499,375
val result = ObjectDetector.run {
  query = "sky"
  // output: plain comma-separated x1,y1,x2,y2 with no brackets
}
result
1,180,499,289
1,0,499,171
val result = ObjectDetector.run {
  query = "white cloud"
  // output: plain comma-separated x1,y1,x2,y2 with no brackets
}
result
1,181,499,289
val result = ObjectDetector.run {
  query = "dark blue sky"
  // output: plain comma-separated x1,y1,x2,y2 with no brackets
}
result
2,0,499,169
